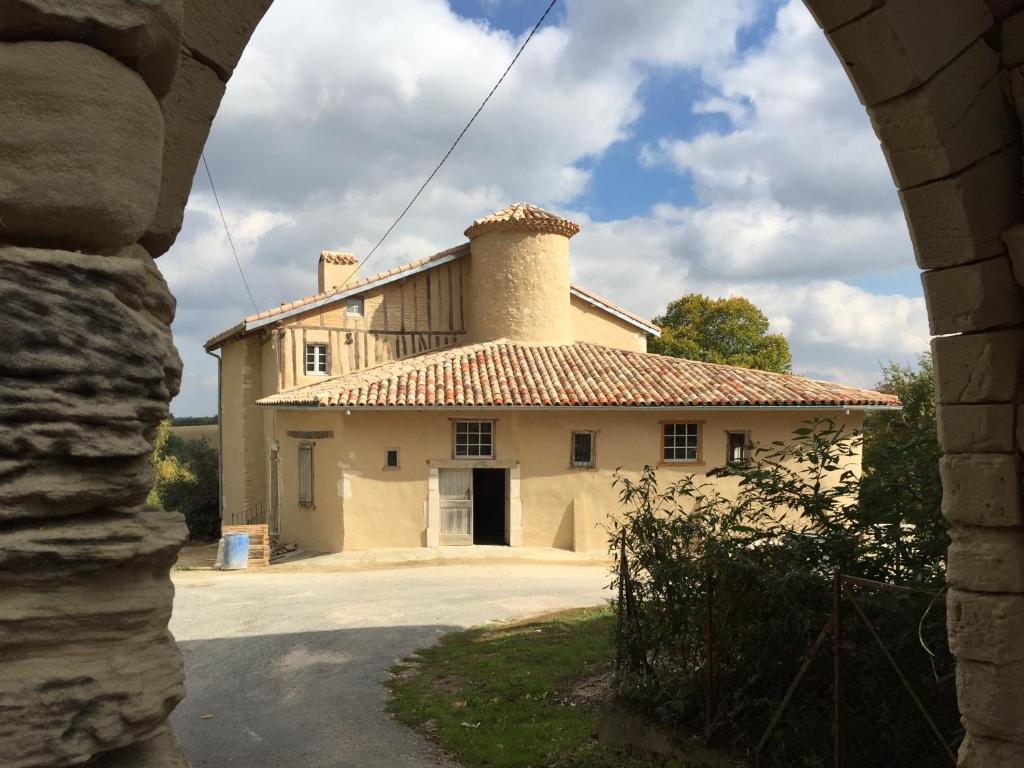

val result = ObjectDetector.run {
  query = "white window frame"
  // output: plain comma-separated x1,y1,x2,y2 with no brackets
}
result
452,420,494,459
305,343,328,375
384,448,400,470
571,431,596,468
662,422,701,464
346,297,364,317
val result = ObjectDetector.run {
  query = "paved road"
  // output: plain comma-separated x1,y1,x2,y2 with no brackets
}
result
169,563,610,767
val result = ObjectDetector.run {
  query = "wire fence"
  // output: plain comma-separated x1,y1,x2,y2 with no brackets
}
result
614,536,962,767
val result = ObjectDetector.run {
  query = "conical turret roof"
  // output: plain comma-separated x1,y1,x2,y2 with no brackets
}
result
464,202,580,239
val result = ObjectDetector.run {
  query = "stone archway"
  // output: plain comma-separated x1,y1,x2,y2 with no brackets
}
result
1,1,1022,765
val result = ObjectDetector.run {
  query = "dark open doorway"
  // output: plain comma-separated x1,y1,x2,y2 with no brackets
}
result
472,468,507,545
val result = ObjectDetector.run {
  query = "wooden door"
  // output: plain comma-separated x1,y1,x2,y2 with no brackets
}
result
439,468,472,546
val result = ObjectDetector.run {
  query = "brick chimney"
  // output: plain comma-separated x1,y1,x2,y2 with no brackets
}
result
318,251,359,293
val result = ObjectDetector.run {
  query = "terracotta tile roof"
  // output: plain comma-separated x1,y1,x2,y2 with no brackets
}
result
256,341,900,409
204,244,470,349
464,202,580,239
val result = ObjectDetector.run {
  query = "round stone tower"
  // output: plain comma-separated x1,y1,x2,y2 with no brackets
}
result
464,202,580,345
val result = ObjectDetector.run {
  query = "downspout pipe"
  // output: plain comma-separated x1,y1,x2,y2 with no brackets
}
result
205,348,224,523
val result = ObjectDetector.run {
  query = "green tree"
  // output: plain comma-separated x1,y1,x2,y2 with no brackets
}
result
150,419,221,540
649,294,792,373
860,354,946,582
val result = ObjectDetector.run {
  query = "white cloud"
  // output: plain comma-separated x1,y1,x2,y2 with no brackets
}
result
643,1,897,217
162,0,925,413
572,201,913,282
569,212,927,388
565,0,925,386
561,0,758,70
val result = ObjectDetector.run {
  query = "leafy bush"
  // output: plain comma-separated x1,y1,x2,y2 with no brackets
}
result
610,419,958,766
860,354,946,583
151,420,221,540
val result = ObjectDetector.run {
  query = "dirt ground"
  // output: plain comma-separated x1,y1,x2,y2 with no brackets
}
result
173,542,219,570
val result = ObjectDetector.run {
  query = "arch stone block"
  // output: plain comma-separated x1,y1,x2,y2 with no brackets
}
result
958,732,1024,767
0,0,183,96
869,39,1017,189
828,0,993,106
804,0,883,32
948,526,1024,592
900,148,1023,270
142,52,228,257
937,404,1016,452
957,657,1024,743
948,588,1024,664
922,255,1024,334
941,454,1023,526
932,329,1024,404
0,42,164,251
182,0,274,80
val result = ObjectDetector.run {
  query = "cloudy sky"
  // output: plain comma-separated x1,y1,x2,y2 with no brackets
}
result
162,0,928,417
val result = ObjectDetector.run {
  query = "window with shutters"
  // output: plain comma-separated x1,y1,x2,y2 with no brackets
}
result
298,443,314,506
305,344,328,375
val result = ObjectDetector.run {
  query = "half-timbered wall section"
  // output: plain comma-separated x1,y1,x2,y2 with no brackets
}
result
275,258,466,390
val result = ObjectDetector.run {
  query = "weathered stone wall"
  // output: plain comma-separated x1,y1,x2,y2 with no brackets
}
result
0,1,270,765
805,0,1024,763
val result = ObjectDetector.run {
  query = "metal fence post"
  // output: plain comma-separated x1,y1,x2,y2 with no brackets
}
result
616,532,626,673
704,562,714,739
833,569,844,768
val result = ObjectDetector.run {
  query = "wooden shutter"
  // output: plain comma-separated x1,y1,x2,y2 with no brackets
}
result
298,443,314,506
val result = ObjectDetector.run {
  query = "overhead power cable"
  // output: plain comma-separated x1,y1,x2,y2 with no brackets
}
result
342,0,560,286
201,152,260,313
206,0,558,311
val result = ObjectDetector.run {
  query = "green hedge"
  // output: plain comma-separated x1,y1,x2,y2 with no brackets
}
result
611,420,958,766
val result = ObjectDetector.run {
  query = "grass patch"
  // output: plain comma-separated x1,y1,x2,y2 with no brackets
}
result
386,606,730,768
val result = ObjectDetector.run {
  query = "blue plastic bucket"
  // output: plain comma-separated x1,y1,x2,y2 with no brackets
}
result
222,532,250,570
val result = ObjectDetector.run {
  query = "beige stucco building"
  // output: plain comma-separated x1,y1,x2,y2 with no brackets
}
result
206,203,898,554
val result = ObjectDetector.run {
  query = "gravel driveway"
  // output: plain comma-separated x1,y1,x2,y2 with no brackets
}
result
169,563,610,767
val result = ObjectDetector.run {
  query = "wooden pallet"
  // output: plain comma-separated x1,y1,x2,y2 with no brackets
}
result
221,523,271,568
